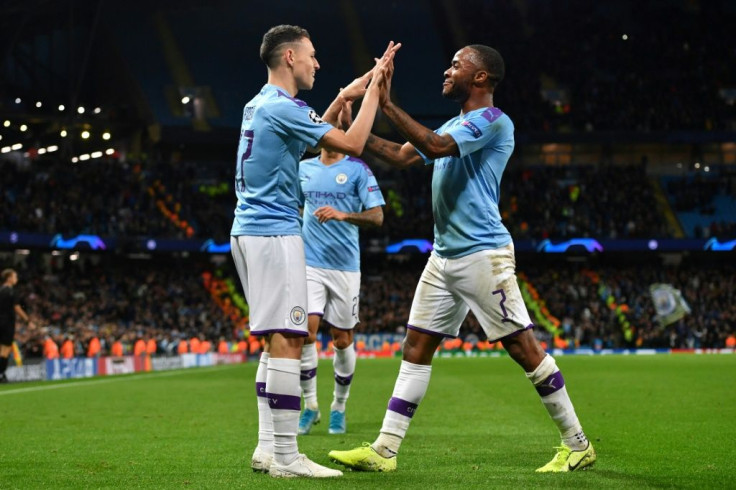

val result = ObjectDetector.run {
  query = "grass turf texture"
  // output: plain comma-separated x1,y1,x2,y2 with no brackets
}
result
1,355,733,488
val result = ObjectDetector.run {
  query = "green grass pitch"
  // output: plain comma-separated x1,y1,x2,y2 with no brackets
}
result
1,355,733,488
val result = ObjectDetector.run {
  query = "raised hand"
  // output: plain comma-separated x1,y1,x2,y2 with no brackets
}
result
338,99,354,130
340,69,374,101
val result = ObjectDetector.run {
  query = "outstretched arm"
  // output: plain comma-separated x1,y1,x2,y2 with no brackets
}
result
319,41,402,156
364,134,424,169
313,205,383,228
381,102,459,159
375,57,458,159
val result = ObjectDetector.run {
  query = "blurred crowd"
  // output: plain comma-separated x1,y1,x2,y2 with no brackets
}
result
6,251,735,360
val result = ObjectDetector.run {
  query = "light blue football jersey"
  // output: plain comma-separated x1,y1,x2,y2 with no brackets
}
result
230,84,334,237
420,106,514,258
300,155,385,271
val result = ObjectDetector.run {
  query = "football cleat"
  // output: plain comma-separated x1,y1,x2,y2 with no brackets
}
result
251,446,273,473
535,442,596,472
329,442,397,472
328,410,346,434
298,408,321,435
269,454,343,478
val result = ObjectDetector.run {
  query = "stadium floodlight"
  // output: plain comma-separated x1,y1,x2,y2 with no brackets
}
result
181,96,191,104
102,132,111,140
81,130,90,139
91,151,103,158
105,148,115,155
0,135,2,141
47,145,59,152
77,106,85,114
36,101,42,108
71,157,79,163
79,154,90,161
694,162,701,169
20,124,27,132
3,120,9,127
58,104,65,111
38,148,47,155
1,147,10,153
11,143,22,150
60,129,68,137
704,166,710,172
94,107,101,114
69,252,80,261
15,98,21,104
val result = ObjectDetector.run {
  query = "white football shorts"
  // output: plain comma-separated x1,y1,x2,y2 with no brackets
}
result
230,235,308,336
407,243,533,341
306,265,361,330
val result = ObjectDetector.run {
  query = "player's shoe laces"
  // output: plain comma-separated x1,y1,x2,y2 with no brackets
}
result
535,442,596,473
328,410,346,434
328,442,397,472
251,446,273,473
269,454,343,478
298,408,321,435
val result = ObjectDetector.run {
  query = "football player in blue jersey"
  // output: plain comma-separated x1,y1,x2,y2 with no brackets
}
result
229,24,399,478
296,108,385,437
329,45,595,474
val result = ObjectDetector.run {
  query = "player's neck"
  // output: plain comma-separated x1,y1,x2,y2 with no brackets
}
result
460,93,494,115
320,151,344,165
267,69,299,97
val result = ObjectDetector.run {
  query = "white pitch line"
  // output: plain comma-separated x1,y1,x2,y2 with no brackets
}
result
0,364,242,396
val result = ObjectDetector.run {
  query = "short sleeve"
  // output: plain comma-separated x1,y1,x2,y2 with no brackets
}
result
268,99,334,147
355,162,386,209
443,107,507,158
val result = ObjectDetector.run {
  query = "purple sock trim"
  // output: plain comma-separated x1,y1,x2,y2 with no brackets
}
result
535,371,565,397
387,396,419,418
407,324,456,339
489,324,535,343
255,382,267,398
300,368,317,381
266,392,301,411
334,373,354,386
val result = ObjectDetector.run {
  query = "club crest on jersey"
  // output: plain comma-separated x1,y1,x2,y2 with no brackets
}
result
308,110,325,124
290,307,306,325
335,173,348,184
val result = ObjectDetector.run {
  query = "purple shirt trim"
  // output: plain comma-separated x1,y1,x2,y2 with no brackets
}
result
255,382,267,398
535,371,565,397
334,373,354,386
387,397,419,418
308,312,324,317
300,368,317,381
407,324,456,339
275,89,308,108
489,324,534,343
266,392,301,411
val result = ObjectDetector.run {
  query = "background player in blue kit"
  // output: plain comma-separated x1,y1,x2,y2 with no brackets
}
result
329,44,596,473
297,120,385,436
229,24,399,478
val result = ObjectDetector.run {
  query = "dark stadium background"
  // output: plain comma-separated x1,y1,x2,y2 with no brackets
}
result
1,0,734,378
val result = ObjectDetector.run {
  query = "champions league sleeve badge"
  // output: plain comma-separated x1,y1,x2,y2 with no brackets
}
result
308,110,326,124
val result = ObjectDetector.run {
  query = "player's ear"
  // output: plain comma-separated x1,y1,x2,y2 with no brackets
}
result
285,48,295,67
474,70,489,86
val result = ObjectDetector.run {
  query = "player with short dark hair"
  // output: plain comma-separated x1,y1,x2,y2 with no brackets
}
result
230,24,399,478
329,44,596,473
0,269,34,383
